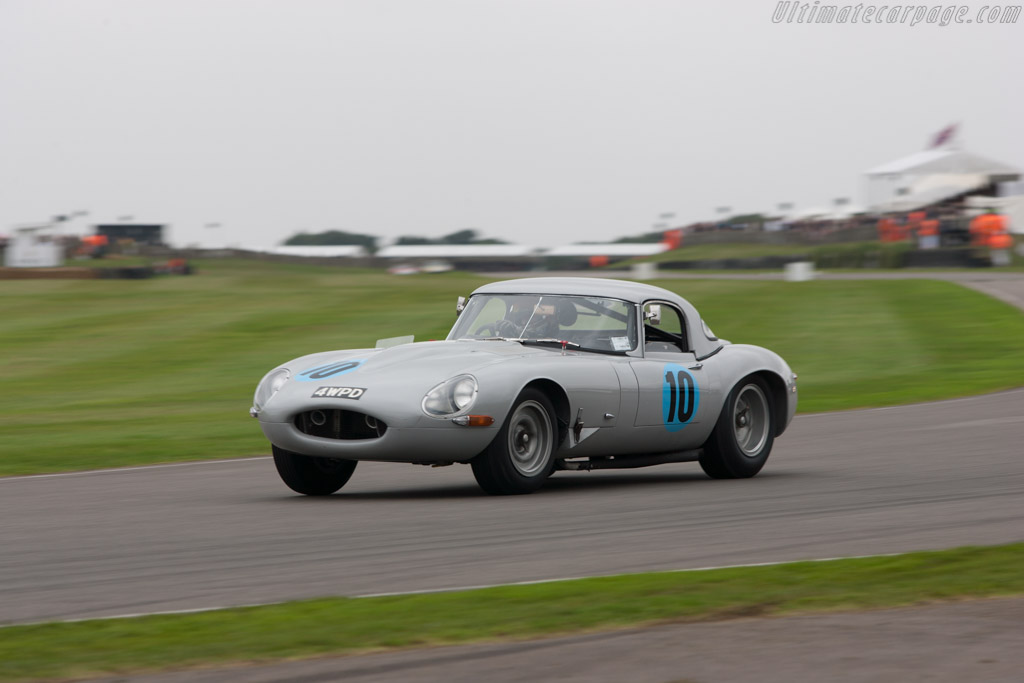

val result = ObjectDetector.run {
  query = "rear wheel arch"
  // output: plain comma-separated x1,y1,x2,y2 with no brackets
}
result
751,370,789,437
699,373,776,479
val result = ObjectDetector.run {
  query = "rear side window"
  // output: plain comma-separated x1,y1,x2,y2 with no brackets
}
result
643,302,688,354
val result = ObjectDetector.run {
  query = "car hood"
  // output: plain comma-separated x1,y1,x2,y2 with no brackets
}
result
290,339,552,379
259,340,566,425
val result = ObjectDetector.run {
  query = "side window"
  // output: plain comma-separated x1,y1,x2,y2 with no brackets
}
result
643,302,688,354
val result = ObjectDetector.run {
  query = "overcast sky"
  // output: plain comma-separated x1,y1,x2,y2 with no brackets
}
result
2,0,1021,248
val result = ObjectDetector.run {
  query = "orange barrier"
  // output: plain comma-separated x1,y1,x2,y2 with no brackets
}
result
662,229,683,250
990,233,1013,250
878,217,910,242
970,213,1011,248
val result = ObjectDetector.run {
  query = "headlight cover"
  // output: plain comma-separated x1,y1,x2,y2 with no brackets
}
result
253,368,290,414
422,374,478,418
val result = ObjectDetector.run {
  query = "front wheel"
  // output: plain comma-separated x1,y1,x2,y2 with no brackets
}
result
273,445,357,495
472,388,557,495
699,376,775,479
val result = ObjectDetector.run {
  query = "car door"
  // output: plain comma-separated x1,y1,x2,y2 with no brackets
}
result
629,301,719,451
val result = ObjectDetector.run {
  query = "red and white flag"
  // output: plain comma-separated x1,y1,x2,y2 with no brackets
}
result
929,124,957,148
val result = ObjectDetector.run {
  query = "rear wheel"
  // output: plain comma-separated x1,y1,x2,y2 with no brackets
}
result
699,376,774,479
273,445,357,495
472,388,556,495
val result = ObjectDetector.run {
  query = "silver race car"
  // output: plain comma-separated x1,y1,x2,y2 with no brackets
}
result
252,277,797,495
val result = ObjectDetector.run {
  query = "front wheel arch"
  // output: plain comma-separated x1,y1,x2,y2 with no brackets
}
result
471,387,557,495
520,378,570,449
272,446,357,495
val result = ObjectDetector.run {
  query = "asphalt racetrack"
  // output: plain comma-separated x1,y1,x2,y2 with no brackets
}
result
2,386,1023,626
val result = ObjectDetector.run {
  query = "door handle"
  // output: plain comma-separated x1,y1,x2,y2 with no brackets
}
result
689,363,703,370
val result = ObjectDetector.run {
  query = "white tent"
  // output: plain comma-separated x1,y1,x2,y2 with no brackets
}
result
866,148,1021,212
784,207,832,221
376,244,540,258
866,148,1020,177
4,224,62,268
544,243,669,257
257,245,368,258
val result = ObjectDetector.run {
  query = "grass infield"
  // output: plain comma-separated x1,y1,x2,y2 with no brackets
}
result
3,259,1024,474
0,543,1021,681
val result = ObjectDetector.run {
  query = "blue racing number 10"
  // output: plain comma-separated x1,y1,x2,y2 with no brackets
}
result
662,364,699,431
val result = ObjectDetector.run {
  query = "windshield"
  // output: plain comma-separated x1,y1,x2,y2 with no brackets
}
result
448,294,638,354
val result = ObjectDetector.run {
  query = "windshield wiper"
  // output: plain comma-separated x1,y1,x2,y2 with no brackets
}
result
517,338,582,350
516,338,632,356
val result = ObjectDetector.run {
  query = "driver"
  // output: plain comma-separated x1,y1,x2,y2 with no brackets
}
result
524,303,559,337
501,297,538,337
505,298,575,338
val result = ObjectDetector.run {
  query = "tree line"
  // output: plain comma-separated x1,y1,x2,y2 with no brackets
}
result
283,229,506,252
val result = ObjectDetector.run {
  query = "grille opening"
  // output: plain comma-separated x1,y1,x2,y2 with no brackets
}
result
294,409,387,440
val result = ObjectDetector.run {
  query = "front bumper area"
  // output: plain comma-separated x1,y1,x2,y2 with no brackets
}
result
260,419,499,464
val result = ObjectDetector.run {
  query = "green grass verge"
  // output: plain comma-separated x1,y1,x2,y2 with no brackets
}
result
621,240,908,266
1,542,1021,682
623,242,816,264
61,255,156,269
632,235,1024,269
3,260,1024,474
653,276,1024,412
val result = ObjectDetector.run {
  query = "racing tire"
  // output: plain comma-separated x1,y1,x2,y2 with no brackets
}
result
472,388,557,495
273,445,357,495
699,376,775,479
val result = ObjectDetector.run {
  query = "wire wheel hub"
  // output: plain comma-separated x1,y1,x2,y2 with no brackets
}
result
507,400,553,476
733,383,770,457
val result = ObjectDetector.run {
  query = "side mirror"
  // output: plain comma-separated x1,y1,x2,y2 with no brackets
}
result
456,296,466,316
645,304,661,325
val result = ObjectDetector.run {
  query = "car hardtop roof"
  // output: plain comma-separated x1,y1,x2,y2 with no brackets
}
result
471,277,689,306
470,277,722,359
